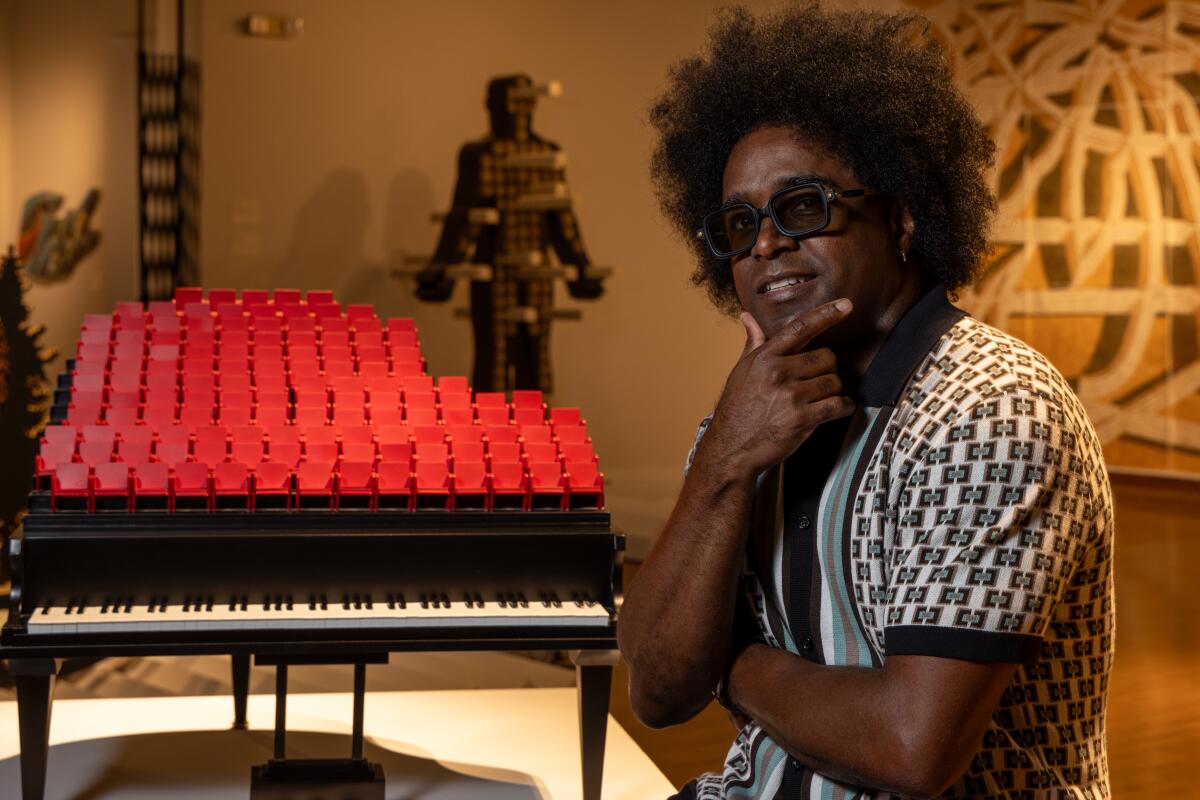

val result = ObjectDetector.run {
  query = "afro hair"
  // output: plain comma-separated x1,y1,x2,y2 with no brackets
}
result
649,3,996,313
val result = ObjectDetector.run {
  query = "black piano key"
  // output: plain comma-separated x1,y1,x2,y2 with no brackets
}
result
396,593,406,610
387,593,395,610
309,595,317,611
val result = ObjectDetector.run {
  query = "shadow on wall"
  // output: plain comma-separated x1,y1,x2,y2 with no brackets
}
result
277,166,437,316
277,166,369,291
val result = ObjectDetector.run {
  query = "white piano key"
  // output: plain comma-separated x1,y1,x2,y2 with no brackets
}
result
27,596,610,635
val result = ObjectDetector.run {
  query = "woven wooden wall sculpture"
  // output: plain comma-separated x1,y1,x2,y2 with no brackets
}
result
911,0,1200,474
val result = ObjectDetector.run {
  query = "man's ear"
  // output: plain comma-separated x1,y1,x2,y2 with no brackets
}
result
891,201,915,257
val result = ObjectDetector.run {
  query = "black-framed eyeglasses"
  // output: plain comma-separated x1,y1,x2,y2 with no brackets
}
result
696,182,876,259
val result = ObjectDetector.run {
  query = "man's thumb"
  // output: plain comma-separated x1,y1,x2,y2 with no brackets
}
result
740,311,766,354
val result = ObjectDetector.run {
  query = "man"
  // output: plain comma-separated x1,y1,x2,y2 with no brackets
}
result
619,6,1114,798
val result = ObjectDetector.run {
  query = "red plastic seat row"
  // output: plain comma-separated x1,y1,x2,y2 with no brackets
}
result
47,458,603,512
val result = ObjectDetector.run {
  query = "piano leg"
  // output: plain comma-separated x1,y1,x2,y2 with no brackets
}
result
573,649,619,800
11,658,58,800
231,653,250,729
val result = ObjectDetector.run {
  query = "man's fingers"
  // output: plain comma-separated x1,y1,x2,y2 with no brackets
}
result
767,298,853,355
810,395,857,423
740,312,767,356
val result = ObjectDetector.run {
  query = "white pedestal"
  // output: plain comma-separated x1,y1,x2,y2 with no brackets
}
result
0,688,674,799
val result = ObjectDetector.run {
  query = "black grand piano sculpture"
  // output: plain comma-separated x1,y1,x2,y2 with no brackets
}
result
2,287,623,800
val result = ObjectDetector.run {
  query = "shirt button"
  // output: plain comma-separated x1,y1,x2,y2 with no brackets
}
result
791,758,803,770
797,514,811,529
801,636,814,651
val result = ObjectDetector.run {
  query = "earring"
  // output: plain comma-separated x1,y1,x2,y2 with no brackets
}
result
898,250,908,263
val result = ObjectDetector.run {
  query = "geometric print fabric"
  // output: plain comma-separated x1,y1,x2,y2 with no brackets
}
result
690,294,1113,799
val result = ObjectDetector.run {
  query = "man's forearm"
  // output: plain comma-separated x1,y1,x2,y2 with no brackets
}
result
618,452,757,727
727,645,1016,798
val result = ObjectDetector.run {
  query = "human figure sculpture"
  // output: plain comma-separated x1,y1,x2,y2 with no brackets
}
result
415,74,605,394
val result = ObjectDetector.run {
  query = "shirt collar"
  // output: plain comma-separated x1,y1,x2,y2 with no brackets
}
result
855,284,967,407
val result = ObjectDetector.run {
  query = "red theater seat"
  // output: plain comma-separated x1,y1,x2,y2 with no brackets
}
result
490,462,528,511
567,462,604,510
447,425,483,444
524,443,559,464
375,462,412,511
513,407,546,427
512,390,544,409
253,461,292,510
52,463,92,511
415,443,449,464
554,426,591,445
452,460,489,510
337,461,375,510
485,425,520,446
104,406,140,426
375,425,413,446
528,462,566,510
42,425,77,448
561,442,597,464
117,438,154,466
440,407,475,426
36,443,76,489
476,406,509,426
93,463,132,511
296,462,335,510
213,462,251,510
341,442,376,464
488,442,521,464
369,407,404,428
414,461,452,510
132,462,170,510
304,442,339,464
451,441,485,464
519,425,553,445
379,442,413,464
171,462,211,511
78,440,114,468
412,426,445,445
405,408,439,426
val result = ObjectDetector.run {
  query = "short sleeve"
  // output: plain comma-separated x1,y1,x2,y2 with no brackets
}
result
882,390,1095,665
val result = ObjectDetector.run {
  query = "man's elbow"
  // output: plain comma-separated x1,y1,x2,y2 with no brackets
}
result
628,684,709,729
887,730,977,799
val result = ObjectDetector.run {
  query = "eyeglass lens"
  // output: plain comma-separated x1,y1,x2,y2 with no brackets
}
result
706,184,828,256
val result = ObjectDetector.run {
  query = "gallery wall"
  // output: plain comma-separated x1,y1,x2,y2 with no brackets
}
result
194,0,788,554
0,0,139,364
5,0,1196,555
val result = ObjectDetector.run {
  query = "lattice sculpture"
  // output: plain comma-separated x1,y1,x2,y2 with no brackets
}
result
408,74,609,395
910,0,1200,473
0,247,55,572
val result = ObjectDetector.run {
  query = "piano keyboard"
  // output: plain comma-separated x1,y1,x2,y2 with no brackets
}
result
30,592,610,635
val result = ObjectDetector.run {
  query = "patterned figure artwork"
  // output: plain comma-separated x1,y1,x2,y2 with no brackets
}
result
415,74,605,394
908,0,1200,474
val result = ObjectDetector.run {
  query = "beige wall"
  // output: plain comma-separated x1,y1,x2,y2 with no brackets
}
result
197,0,786,554
1,0,138,366
0,1,12,248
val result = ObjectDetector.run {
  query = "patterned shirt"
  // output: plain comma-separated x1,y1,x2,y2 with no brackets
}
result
685,287,1114,799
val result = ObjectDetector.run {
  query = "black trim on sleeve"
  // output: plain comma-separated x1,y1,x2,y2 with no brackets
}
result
885,625,1042,664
